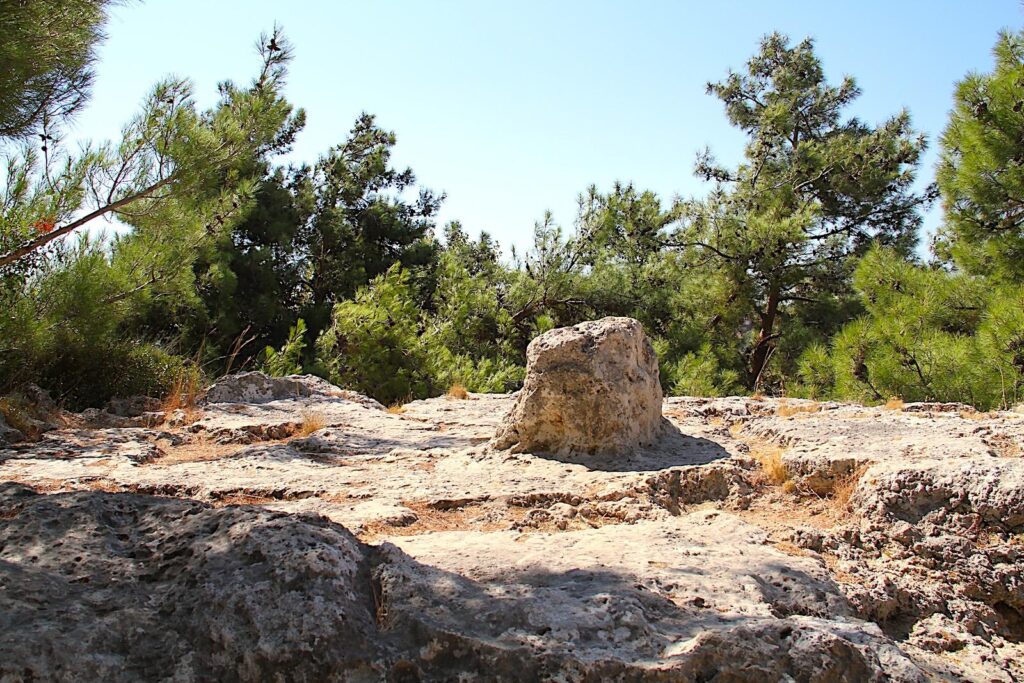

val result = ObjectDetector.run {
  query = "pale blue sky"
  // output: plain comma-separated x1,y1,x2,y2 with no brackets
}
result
72,1,1021,255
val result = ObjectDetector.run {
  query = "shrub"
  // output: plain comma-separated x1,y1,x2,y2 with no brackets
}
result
316,265,431,405
260,318,307,377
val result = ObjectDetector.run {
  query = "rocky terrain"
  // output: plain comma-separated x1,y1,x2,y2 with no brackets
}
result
1,319,1022,681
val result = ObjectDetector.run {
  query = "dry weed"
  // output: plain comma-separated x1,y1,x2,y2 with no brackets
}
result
154,438,245,465
883,397,905,411
959,410,997,421
297,409,326,437
386,403,407,415
830,465,868,512
750,443,789,486
161,371,204,425
446,383,469,400
773,540,810,557
776,401,821,418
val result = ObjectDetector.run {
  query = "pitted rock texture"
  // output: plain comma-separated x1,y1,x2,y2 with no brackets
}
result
492,317,665,455
1,380,1023,681
0,484,383,682
0,485,925,682
0,412,23,444
204,370,384,410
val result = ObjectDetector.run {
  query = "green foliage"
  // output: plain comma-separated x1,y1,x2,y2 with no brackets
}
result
674,33,930,391
5,23,1022,415
0,238,188,407
297,113,442,338
937,30,1024,282
0,0,116,139
0,28,302,404
804,247,1022,409
316,265,430,405
664,344,742,398
260,318,307,377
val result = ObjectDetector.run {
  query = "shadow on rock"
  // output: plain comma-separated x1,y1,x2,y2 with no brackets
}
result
0,484,924,682
513,419,732,473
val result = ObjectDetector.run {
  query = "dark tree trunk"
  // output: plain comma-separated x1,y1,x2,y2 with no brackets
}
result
748,286,781,392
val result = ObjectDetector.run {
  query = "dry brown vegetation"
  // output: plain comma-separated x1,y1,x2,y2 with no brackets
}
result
775,401,821,418
883,397,905,411
446,384,469,400
830,465,868,512
359,500,518,540
153,439,245,465
161,371,204,424
751,443,790,486
297,409,326,436
387,403,407,415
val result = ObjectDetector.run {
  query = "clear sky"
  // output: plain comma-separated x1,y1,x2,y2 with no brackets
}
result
71,0,1022,255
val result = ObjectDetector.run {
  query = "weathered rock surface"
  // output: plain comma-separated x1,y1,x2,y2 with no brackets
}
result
0,483,383,682
493,317,666,455
1,376,1022,681
0,412,23,444
204,371,384,410
0,484,924,682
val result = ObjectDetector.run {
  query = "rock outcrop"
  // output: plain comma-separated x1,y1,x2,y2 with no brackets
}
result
0,484,924,682
2,373,1023,680
204,371,384,410
0,412,23,444
492,317,665,455
0,484,383,682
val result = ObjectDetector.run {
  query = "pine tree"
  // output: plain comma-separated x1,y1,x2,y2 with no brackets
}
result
937,29,1024,282
674,33,932,391
296,114,443,339
0,0,116,139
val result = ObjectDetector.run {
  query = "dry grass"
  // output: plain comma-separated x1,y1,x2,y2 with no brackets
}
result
883,397,905,411
751,443,790,486
985,433,1021,458
775,401,821,418
386,403,407,415
830,465,868,512
358,500,517,540
959,410,997,421
297,409,326,437
212,492,276,507
773,540,811,557
151,434,245,465
446,383,469,400
161,371,204,424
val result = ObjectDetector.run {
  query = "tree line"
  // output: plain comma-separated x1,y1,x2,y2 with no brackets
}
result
2,1,1023,410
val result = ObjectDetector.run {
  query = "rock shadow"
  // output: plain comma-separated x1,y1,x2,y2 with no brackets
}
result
0,484,908,681
505,418,732,473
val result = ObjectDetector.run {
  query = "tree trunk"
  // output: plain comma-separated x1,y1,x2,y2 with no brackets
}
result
748,286,781,392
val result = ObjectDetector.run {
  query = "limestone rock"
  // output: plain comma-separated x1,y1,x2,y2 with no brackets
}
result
204,371,384,410
104,395,163,417
0,484,385,682
492,317,664,454
0,412,23,444
3,387,1023,680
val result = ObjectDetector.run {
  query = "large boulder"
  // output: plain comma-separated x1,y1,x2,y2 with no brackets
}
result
492,317,665,455
0,484,385,681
